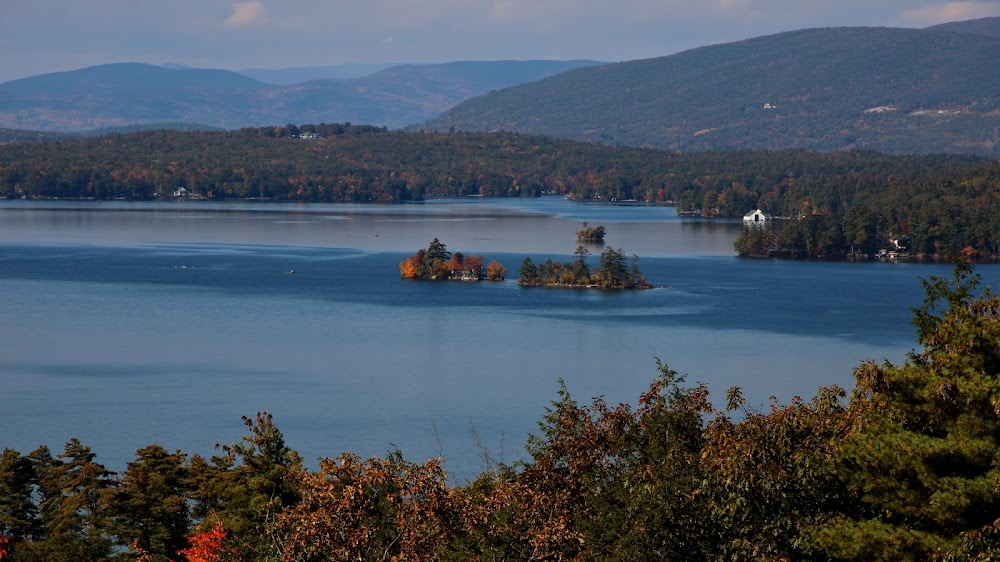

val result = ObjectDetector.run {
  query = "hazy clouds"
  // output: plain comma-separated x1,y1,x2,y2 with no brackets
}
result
2,0,998,82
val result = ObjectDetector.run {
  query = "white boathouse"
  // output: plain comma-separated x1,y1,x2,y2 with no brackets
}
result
743,209,771,224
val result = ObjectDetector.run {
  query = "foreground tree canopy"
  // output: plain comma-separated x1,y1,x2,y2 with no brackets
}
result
2,264,1000,561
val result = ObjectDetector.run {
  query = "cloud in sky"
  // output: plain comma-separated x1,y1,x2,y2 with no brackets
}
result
224,1,270,29
1,0,999,82
896,1,1000,26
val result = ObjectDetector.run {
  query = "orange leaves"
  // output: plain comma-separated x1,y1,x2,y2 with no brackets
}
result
485,260,507,281
399,255,424,278
177,522,226,562
400,239,503,282
279,453,461,562
130,539,156,562
0,537,11,561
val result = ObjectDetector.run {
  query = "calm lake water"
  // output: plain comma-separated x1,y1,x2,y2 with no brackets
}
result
1,199,990,480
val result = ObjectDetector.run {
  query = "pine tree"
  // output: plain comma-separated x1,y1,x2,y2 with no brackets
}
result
108,445,191,561
33,439,116,561
812,264,1000,559
0,449,39,542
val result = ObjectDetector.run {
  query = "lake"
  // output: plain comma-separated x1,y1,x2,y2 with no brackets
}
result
0,198,986,481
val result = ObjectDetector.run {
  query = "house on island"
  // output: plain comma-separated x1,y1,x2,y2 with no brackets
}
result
743,209,771,224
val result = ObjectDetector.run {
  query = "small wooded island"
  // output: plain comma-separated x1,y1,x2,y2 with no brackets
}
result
399,238,507,281
519,246,652,289
576,222,606,243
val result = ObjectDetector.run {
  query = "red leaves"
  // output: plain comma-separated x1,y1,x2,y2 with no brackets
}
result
177,522,226,562
399,239,502,281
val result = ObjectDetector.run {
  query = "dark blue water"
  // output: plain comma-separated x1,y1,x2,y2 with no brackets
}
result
0,200,989,480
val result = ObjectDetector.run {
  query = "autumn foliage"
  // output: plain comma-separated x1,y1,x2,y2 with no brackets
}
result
176,522,226,562
399,238,504,281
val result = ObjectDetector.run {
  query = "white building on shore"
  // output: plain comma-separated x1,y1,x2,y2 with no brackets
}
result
743,209,771,224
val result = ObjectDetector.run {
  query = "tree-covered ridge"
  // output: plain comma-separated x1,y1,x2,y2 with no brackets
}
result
518,246,651,289
926,16,1000,39
3,125,1000,258
424,26,1000,157
399,238,506,281
3,265,1000,560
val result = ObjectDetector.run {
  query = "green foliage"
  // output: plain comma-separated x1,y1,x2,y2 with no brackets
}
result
108,445,191,560
24,440,116,562
704,386,856,561
813,264,1000,560
518,244,651,289
213,411,303,560
0,449,39,541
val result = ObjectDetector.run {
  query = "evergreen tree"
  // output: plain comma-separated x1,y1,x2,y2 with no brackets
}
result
29,439,115,561
424,238,451,264
812,264,1000,559
108,445,191,561
572,246,591,281
215,411,303,560
0,449,39,543
518,257,538,283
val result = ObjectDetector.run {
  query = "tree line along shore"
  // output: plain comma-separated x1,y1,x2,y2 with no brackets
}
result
3,124,1000,260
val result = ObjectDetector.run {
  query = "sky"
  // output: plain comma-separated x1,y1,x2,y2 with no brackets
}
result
2,0,1000,83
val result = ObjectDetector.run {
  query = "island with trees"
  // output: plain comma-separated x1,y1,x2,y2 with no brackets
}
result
399,238,506,281
519,245,652,289
575,222,606,243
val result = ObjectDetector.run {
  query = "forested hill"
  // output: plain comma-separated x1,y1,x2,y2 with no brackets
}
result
926,16,1000,38
421,26,1000,156
0,60,601,132
4,125,1000,258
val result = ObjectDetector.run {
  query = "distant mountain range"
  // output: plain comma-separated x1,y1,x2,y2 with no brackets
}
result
424,21,1000,156
0,60,602,132
4,18,1000,157
237,64,400,85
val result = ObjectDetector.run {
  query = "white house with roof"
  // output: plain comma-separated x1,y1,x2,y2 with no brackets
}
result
743,209,771,224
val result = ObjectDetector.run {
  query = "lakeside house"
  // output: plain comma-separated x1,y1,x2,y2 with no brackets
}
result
743,209,771,224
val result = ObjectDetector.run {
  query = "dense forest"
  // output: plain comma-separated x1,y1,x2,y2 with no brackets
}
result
424,27,1000,156
4,125,1000,258
2,265,1000,561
